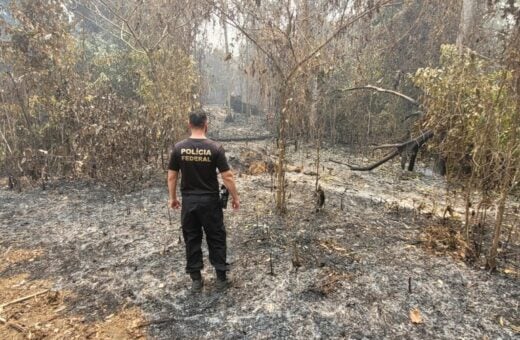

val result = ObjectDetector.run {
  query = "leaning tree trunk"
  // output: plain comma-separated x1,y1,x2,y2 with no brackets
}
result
337,130,434,171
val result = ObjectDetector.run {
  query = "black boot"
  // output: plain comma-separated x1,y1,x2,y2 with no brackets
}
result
190,271,203,293
215,270,229,292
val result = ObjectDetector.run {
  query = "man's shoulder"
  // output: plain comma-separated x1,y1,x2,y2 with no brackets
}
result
205,138,224,150
174,139,190,149
174,138,224,151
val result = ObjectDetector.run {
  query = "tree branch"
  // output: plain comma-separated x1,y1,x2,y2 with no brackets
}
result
341,85,420,106
332,130,434,171
96,0,149,53
151,24,169,51
73,10,145,53
204,0,286,78
343,149,401,171
286,0,397,81
0,128,13,154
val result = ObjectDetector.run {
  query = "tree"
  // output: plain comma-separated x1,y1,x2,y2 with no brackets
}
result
207,0,395,212
413,43,519,270
0,0,203,191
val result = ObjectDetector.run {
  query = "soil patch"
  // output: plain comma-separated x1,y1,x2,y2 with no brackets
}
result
0,250,146,339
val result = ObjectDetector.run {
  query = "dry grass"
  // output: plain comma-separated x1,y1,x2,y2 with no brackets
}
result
0,249,147,339
420,224,468,260
0,248,44,272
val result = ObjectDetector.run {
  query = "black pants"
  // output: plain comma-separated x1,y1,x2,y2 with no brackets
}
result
181,195,228,273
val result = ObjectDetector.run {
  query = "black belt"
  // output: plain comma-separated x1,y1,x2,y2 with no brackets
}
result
182,193,219,198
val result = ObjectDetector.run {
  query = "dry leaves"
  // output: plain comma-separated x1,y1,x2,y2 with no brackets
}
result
410,308,423,324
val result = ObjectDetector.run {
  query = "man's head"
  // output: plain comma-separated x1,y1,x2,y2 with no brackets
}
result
189,109,208,132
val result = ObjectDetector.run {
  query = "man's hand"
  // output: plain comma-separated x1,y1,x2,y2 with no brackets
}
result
231,197,240,211
169,198,181,209
168,170,180,209
221,170,239,211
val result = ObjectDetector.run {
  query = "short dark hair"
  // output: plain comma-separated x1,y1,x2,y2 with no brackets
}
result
189,109,208,128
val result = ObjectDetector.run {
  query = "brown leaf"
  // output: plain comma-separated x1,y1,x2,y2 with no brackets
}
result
410,308,423,324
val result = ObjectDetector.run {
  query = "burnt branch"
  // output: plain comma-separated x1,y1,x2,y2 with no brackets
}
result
331,130,434,171
213,135,274,142
341,85,420,106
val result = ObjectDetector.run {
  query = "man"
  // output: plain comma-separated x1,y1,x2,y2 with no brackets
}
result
168,109,239,293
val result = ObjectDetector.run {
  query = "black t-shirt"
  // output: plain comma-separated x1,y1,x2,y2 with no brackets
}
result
168,138,230,195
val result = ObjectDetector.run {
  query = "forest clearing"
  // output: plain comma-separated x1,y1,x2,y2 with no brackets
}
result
1,0,519,339
1,107,519,339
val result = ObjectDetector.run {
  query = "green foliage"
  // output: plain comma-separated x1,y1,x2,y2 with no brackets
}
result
413,44,519,192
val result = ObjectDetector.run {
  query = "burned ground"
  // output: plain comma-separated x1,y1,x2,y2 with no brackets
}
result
1,108,519,339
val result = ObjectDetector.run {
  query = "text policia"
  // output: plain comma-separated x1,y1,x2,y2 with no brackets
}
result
181,148,212,162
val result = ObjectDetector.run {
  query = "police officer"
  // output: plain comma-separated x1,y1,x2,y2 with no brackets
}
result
167,109,239,293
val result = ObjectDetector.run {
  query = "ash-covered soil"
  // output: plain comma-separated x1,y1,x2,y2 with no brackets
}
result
1,108,519,339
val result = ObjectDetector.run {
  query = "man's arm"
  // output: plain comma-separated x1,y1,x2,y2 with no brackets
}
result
220,170,239,210
168,170,181,209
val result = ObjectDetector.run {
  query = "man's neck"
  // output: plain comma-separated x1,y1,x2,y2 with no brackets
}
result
190,129,206,139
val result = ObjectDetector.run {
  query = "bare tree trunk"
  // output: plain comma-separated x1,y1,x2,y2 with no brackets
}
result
221,0,232,116
310,75,319,140
275,86,288,213
456,0,481,52
464,184,473,243
487,184,508,271
315,134,321,191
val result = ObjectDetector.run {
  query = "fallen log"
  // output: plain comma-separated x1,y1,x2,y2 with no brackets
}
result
212,135,274,142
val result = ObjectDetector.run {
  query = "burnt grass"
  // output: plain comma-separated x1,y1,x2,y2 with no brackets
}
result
1,110,519,339
1,159,519,339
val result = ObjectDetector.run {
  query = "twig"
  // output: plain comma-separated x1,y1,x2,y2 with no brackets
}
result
135,317,176,328
0,129,13,154
2,246,12,258
0,315,26,333
150,24,170,51
0,290,49,309
97,0,149,53
72,9,144,53
242,237,268,245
